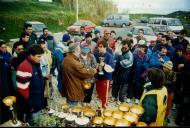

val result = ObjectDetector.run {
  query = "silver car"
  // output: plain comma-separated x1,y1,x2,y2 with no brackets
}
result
130,26,157,46
103,14,130,27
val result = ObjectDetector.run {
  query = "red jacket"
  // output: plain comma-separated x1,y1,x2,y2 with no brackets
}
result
183,52,190,61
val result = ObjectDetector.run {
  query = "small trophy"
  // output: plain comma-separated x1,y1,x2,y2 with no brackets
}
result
98,56,105,75
2,96,22,126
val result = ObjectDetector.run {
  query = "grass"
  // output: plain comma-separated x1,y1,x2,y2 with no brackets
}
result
0,0,75,42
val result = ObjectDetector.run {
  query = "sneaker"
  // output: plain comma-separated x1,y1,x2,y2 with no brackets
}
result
126,98,131,103
102,104,107,109
111,97,117,102
116,100,121,105
172,104,176,110
135,99,139,104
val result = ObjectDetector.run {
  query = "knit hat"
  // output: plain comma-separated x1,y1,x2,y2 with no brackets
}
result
163,61,173,70
80,41,90,54
68,42,80,53
127,32,133,37
94,29,100,34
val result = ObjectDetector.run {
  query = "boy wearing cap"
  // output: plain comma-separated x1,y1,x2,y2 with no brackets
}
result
85,33,97,53
79,41,97,104
162,61,176,124
92,29,101,43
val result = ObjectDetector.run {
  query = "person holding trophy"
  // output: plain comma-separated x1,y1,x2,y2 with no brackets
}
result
94,40,114,109
79,41,97,104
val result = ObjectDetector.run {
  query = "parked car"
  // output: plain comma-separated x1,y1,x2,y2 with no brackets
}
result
67,20,96,35
102,14,130,27
140,17,149,23
130,26,157,46
147,17,184,34
25,21,50,38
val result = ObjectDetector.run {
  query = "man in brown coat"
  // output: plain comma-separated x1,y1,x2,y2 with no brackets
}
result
61,42,97,106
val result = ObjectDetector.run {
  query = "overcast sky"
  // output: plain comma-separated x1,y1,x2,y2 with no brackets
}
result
112,0,190,14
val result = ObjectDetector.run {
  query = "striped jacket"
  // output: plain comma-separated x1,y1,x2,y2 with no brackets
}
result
16,56,44,112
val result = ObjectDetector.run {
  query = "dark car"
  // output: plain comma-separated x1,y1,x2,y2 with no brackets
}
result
25,21,52,38
140,17,149,23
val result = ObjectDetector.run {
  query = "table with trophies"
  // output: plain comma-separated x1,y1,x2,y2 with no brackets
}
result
1,94,161,127
1,96,29,127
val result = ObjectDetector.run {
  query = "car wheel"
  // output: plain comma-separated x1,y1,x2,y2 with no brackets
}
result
105,23,109,27
121,23,126,28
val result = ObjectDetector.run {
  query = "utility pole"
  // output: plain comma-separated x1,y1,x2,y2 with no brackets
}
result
76,0,79,21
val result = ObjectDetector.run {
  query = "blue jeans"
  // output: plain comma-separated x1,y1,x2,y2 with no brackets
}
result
26,111,41,126
67,99,81,107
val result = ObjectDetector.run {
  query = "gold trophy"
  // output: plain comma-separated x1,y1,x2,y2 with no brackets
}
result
2,96,22,126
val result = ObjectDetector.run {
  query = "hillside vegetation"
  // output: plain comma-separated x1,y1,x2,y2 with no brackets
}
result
0,0,117,41
0,0,189,41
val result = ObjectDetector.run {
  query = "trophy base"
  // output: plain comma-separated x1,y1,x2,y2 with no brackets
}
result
10,120,22,127
98,72,104,75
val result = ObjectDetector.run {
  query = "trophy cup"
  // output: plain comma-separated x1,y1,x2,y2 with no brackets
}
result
2,96,22,126
98,56,105,75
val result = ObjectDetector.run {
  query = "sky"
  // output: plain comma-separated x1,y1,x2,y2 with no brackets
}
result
112,0,190,14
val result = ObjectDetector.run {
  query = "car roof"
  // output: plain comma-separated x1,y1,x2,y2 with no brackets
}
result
76,20,92,22
149,17,178,20
25,21,45,24
133,26,152,29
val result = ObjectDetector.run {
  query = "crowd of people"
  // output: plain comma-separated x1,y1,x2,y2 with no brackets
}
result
0,22,190,126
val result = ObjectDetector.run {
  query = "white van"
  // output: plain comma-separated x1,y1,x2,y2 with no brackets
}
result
102,14,130,27
147,17,184,34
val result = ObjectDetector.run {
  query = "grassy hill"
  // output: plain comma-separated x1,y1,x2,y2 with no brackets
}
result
0,0,190,42
0,0,116,42
0,0,76,41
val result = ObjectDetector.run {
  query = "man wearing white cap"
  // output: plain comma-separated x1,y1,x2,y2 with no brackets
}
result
61,42,97,106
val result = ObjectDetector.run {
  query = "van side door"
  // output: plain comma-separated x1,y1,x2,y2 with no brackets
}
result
114,15,121,26
161,19,168,32
108,15,114,26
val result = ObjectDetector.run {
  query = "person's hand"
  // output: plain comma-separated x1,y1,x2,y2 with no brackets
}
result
92,68,97,74
30,108,34,112
96,63,100,69
160,58,164,63
178,64,184,69
100,61,105,67
45,74,50,80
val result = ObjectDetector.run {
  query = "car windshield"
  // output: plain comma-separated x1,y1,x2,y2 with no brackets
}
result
167,19,182,26
32,24,46,32
73,21,85,26
73,21,95,26
133,27,155,36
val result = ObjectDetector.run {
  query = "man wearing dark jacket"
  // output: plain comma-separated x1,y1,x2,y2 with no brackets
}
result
38,27,56,52
23,24,37,50
172,29,189,51
16,44,44,125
